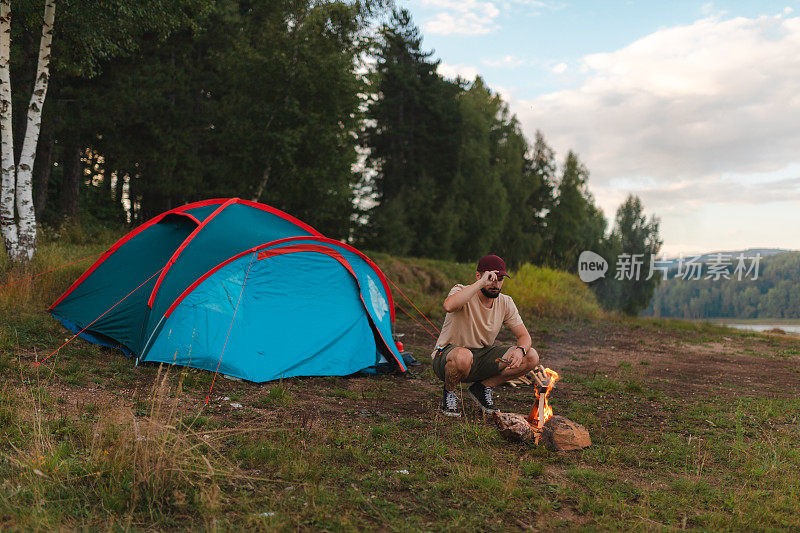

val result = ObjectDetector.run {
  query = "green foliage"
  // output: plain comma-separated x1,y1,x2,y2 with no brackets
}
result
370,251,602,321
29,0,378,239
206,0,366,237
592,194,662,315
359,11,555,265
544,151,607,271
15,0,653,318
503,263,602,320
367,251,476,319
39,0,212,78
449,78,509,260
9,0,215,234
645,252,800,318
493,130,554,268
13,0,667,315
359,8,463,257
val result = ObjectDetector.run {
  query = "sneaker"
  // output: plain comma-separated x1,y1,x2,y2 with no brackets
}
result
440,388,461,417
468,382,497,413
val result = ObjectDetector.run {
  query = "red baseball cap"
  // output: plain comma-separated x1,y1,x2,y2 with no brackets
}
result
477,254,510,278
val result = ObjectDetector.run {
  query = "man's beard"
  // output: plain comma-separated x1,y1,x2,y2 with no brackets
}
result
481,288,501,299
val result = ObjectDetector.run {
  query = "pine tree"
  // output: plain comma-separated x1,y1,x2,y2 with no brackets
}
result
360,8,461,256
450,77,508,261
545,150,606,270
594,195,662,314
493,129,555,267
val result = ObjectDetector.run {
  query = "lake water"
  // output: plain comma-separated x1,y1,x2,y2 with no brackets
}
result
721,323,800,334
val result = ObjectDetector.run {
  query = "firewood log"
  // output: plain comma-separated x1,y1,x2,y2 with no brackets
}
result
541,415,591,451
492,411,534,442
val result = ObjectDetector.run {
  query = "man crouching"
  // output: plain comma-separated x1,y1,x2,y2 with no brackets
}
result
432,254,539,416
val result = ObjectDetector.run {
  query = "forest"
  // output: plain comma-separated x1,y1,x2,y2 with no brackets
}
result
2,0,661,314
645,252,800,319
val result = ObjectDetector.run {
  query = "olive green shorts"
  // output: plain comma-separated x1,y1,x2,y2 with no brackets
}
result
432,344,513,383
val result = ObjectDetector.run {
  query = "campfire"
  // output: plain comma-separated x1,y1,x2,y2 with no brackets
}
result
526,366,560,436
492,365,591,451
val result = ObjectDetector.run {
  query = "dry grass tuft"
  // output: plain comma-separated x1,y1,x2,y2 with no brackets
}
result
0,365,262,527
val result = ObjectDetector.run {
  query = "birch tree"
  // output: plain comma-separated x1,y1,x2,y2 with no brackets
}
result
0,0,54,263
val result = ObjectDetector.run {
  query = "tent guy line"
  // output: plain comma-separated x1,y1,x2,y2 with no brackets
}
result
395,300,439,340
387,276,441,335
0,251,103,292
206,251,256,405
36,266,166,367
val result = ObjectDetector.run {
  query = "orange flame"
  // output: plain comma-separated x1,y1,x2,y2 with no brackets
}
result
526,367,560,434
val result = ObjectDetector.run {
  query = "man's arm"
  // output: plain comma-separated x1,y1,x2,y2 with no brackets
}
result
504,323,534,370
510,323,532,353
443,270,498,313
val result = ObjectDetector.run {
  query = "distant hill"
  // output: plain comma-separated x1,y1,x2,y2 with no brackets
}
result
658,248,796,271
643,251,800,319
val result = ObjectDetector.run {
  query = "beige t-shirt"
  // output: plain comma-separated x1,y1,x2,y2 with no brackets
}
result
432,284,524,355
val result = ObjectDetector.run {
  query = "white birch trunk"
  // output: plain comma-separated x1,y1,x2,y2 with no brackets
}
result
0,0,17,259
14,0,56,262
251,163,271,202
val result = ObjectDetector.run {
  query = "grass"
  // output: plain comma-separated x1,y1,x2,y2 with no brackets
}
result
0,367,255,529
1,236,799,529
252,382,292,408
367,252,478,320
503,263,603,321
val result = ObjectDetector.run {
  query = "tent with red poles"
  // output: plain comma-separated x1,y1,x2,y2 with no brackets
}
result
48,198,406,382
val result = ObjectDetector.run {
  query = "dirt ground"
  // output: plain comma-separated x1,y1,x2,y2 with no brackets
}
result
392,317,800,412
23,317,800,429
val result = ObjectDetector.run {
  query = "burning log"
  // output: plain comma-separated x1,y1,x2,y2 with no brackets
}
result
526,365,559,430
491,365,591,451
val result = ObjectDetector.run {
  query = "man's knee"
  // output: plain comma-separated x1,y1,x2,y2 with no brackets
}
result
523,349,539,370
447,347,473,375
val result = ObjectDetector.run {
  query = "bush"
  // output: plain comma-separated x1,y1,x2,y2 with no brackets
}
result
503,263,603,321
370,253,603,322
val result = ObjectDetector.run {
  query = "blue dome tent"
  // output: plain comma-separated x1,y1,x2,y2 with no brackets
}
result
49,198,406,381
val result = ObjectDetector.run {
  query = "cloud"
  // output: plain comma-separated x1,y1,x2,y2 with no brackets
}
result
437,62,480,81
610,174,800,216
421,0,500,35
700,2,728,17
517,13,800,196
505,0,567,11
420,0,564,35
424,12,494,35
551,62,568,74
491,84,517,103
511,0,548,6
483,55,526,68
589,171,800,255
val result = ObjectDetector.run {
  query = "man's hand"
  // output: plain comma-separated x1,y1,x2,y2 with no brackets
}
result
443,270,501,313
478,270,499,288
506,347,524,370
497,347,524,370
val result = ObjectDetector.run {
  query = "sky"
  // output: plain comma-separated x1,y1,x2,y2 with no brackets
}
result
399,0,800,257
